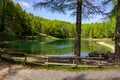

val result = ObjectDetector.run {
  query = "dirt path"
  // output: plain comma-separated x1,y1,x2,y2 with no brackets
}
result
1,65,120,80
0,59,120,80
97,42,115,53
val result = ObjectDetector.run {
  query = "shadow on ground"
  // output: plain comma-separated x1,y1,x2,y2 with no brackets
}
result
0,59,24,80
63,74,87,80
63,74,120,80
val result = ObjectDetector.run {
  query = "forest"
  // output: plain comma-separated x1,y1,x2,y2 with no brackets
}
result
0,0,115,41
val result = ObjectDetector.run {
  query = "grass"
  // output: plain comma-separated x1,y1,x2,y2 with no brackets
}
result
26,34,59,43
82,38,111,41
1,57,120,72
0,37,118,71
84,38,115,45
105,40,115,45
22,63,120,71
39,33,59,40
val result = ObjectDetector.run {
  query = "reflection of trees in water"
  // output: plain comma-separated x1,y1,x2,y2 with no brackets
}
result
41,40,74,55
0,40,111,55
81,40,111,53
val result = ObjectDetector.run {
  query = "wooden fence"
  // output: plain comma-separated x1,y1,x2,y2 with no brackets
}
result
0,49,106,67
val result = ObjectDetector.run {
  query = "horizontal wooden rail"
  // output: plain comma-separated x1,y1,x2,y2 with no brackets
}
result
46,55,104,60
45,62,77,66
0,50,105,67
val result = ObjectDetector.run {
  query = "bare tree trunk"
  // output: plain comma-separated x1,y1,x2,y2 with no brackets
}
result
74,0,82,64
115,0,120,64
0,0,6,32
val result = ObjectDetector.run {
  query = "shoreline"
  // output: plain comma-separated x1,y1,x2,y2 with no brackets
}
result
97,42,115,53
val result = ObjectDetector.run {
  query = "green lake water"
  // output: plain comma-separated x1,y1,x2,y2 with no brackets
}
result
0,40,111,57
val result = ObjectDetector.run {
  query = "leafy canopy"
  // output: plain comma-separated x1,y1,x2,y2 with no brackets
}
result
34,0,101,17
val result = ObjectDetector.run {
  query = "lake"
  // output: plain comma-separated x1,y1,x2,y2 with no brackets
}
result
0,40,111,57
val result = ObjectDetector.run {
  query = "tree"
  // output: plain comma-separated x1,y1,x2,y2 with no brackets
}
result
0,0,33,40
34,0,100,63
114,0,120,64
102,0,120,64
0,0,7,32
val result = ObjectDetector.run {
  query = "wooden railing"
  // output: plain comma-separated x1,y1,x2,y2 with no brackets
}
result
0,49,106,67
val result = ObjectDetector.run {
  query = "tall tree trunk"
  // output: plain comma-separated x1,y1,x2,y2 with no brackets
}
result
115,0,120,64
0,0,6,32
74,0,82,64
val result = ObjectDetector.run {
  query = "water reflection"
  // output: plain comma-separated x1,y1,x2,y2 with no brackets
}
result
0,40,111,57
62,52,88,57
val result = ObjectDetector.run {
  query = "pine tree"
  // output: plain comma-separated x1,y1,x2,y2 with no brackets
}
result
115,0,120,64
34,0,101,63
102,0,120,64
0,0,7,32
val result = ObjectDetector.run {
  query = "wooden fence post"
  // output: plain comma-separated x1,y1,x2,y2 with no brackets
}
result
24,55,27,65
73,57,75,64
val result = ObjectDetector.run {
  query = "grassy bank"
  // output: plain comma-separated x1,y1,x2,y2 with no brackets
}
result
1,57,120,72
0,37,117,71
82,38,111,41
26,34,59,42
83,38,115,45
105,40,115,45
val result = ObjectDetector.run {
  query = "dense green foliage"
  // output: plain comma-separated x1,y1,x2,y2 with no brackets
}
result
0,0,116,41
0,0,32,40
82,18,115,39
31,16,76,38
0,0,76,40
